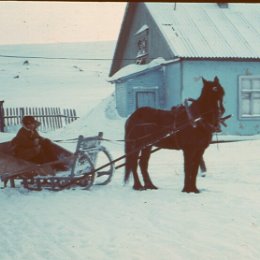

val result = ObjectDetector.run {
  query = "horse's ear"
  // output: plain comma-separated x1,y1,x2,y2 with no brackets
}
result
202,77,207,84
214,76,219,84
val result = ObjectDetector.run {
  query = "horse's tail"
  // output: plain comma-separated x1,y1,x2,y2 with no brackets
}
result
124,130,132,184
124,119,134,184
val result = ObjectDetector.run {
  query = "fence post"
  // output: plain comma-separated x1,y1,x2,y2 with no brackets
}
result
19,107,25,125
0,100,4,132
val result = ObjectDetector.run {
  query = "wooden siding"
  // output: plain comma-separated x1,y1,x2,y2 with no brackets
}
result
126,68,163,115
115,83,128,117
164,62,182,109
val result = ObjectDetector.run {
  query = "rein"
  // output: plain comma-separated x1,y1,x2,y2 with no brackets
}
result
123,105,231,144
54,100,231,145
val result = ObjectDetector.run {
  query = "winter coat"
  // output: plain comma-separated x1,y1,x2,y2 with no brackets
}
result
11,127,44,161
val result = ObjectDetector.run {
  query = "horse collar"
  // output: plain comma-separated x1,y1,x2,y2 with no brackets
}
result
184,99,201,128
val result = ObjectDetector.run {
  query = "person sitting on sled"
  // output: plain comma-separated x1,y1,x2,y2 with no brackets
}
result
11,115,68,170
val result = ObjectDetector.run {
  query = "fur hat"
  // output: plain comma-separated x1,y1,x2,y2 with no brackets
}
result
22,116,41,127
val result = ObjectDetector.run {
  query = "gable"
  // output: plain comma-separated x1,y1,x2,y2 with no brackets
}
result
109,3,173,77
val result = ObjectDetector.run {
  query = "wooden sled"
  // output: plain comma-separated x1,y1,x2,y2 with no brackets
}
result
0,132,114,191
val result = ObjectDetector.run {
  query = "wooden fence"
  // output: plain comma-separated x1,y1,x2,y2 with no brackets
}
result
0,101,4,132
2,106,78,132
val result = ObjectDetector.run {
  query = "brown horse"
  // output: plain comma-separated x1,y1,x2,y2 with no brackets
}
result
124,76,225,193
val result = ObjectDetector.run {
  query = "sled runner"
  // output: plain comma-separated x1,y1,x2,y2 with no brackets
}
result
0,132,114,191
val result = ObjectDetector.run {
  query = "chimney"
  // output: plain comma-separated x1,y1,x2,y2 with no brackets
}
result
217,3,229,8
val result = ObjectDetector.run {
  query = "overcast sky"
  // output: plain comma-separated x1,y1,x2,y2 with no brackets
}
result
0,1,127,45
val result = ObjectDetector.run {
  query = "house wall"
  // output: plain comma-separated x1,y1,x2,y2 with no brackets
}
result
115,60,184,118
164,62,182,109
115,59,260,135
115,82,128,117
115,67,165,117
181,60,260,135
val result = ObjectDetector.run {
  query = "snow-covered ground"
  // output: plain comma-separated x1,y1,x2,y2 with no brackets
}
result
0,41,116,117
0,42,259,260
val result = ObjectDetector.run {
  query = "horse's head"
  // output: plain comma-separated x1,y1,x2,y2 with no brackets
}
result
199,76,225,131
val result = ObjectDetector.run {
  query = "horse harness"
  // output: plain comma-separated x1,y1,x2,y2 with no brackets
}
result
126,99,230,148
171,98,225,149
183,98,224,133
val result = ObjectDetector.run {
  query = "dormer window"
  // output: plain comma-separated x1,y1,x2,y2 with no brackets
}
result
135,25,149,64
137,38,147,60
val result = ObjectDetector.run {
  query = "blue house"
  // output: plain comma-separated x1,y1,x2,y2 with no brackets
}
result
108,2,260,135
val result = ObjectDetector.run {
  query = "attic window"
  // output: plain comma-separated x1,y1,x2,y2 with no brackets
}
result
135,25,149,64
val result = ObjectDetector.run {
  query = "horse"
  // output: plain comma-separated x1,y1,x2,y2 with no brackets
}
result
124,76,225,193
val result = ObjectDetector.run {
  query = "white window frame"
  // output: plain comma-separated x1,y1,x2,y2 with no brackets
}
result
238,75,260,120
135,25,149,65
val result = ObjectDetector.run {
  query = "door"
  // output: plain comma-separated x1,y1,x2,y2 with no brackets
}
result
136,91,156,109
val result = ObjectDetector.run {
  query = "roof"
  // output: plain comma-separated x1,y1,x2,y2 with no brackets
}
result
109,58,179,82
146,3,260,59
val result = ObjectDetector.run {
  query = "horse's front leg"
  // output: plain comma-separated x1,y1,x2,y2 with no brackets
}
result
199,156,207,176
182,149,202,193
182,149,193,193
139,147,158,190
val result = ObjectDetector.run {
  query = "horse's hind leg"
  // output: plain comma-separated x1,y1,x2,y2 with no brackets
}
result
139,147,158,190
190,149,205,192
199,157,207,177
131,152,144,190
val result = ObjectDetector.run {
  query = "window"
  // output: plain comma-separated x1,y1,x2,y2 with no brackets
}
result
135,25,149,64
239,76,260,119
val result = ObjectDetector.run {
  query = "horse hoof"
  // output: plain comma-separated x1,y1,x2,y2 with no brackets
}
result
145,184,158,190
133,185,145,191
182,187,200,193
193,188,200,194
182,187,190,193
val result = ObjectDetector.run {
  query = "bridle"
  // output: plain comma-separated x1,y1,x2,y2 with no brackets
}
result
184,96,228,133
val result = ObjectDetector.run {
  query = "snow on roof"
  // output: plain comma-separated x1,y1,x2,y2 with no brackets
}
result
135,24,149,35
108,57,179,82
146,3,260,59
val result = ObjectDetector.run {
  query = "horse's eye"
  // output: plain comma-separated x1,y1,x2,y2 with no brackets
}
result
212,86,218,92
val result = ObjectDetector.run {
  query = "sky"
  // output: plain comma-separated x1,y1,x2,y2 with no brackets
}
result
0,1,127,45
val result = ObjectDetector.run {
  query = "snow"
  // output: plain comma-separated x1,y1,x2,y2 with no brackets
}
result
108,57,179,82
135,24,149,35
0,42,116,117
0,42,260,260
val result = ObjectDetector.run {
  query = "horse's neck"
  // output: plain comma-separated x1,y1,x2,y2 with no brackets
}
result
196,96,216,114
195,96,219,130
189,101,201,117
